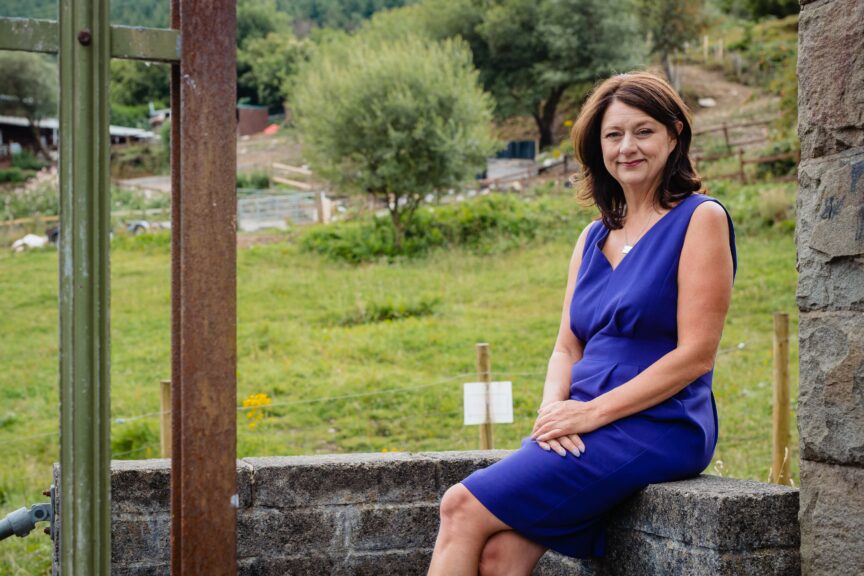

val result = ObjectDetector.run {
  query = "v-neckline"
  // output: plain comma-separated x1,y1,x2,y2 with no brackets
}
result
595,195,693,273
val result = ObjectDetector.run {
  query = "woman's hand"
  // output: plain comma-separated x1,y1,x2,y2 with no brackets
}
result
536,435,586,458
531,400,600,449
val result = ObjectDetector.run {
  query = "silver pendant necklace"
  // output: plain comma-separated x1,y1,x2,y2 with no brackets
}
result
622,209,657,254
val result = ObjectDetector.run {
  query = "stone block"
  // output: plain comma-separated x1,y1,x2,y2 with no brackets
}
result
799,459,864,575
346,503,439,551
798,0,864,159
110,459,253,514
796,150,864,312
609,475,799,551
533,551,602,576
417,450,508,495
604,529,800,576
237,507,342,558
798,312,864,465
110,459,171,515
111,513,169,566
238,554,335,576
245,454,438,508
334,549,433,576
111,565,170,576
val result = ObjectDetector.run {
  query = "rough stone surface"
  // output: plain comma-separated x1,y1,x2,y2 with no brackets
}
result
246,454,438,508
796,150,864,312
798,312,864,465
346,503,439,551
799,459,864,575
604,529,800,576
798,0,864,159
609,475,800,550
237,507,343,557
54,453,801,575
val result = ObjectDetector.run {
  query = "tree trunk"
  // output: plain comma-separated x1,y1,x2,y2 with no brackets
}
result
534,86,567,150
28,118,53,161
388,193,404,253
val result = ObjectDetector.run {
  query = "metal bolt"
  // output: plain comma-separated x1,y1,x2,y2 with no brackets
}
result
77,29,92,45
42,490,50,497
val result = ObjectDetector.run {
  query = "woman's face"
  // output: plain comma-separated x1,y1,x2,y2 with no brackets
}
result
599,99,679,195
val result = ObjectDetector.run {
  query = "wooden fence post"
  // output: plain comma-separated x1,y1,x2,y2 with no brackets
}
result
738,149,747,183
476,343,493,450
160,379,172,458
771,313,791,485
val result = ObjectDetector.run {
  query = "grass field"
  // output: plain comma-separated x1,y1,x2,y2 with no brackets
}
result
0,181,798,573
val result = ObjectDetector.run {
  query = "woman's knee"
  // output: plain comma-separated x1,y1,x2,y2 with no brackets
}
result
439,483,474,525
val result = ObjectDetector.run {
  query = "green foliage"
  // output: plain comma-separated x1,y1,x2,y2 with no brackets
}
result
110,103,152,130
294,34,498,248
11,151,47,172
719,0,798,19
111,421,159,459
336,296,441,326
0,176,57,219
636,0,705,63
363,0,642,148
276,0,419,32
237,171,272,190
238,32,311,110
0,167,30,184
110,60,170,107
300,193,566,262
0,52,59,153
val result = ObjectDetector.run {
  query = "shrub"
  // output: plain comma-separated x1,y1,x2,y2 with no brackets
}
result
11,151,47,171
0,167,29,184
237,171,271,190
300,193,569,263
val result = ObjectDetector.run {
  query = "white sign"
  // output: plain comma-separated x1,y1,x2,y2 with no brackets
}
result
463,381,514,425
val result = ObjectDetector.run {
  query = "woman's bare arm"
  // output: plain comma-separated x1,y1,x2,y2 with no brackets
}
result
532,220,593,456
532,201,733,440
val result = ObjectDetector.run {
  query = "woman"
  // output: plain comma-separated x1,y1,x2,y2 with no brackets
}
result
428,72,736,575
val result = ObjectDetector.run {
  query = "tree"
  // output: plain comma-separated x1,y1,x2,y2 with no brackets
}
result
363,0,641,149
0,52,59,159
294,35,498,250
636,0,705,80
110,60,170,107
237,32,311,111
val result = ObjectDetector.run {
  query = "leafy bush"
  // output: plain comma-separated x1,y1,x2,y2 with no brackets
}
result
11,150,47,171
335,296,441,326
111,421,159,460
237,171,271,190
0,167,30,184
0,174,57,219
301,193,570,263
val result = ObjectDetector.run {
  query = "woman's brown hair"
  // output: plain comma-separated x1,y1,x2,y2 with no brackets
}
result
570,72,702,229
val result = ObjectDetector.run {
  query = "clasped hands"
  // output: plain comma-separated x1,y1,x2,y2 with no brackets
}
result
530,399,599,458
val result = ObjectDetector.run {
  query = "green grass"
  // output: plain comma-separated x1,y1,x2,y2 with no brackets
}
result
0,182,798,573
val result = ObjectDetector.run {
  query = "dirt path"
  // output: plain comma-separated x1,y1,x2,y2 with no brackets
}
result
677,64,779,153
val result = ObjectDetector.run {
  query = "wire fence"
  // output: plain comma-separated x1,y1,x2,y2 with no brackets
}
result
0,336,792,458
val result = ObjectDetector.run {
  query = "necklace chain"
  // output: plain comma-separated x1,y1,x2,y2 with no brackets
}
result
622,208,657,254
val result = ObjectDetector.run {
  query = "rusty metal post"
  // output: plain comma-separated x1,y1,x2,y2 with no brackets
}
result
170,0,238,573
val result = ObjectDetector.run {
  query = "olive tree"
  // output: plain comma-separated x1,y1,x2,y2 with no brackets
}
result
294,35,498,250
0,52,58,159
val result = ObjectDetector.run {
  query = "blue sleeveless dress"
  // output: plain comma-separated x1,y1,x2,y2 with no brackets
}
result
461,193,737,558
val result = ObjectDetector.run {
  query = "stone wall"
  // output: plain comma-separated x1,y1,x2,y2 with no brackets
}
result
59,452,799,575
797,0,864,574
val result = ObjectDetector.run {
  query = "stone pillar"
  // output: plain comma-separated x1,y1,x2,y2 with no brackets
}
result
796,1,864,574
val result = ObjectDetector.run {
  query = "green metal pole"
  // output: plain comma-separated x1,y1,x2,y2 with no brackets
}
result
59,0,111,573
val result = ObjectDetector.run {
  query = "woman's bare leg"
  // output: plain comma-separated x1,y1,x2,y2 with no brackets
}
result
427,484,510,576
478,530,548,576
